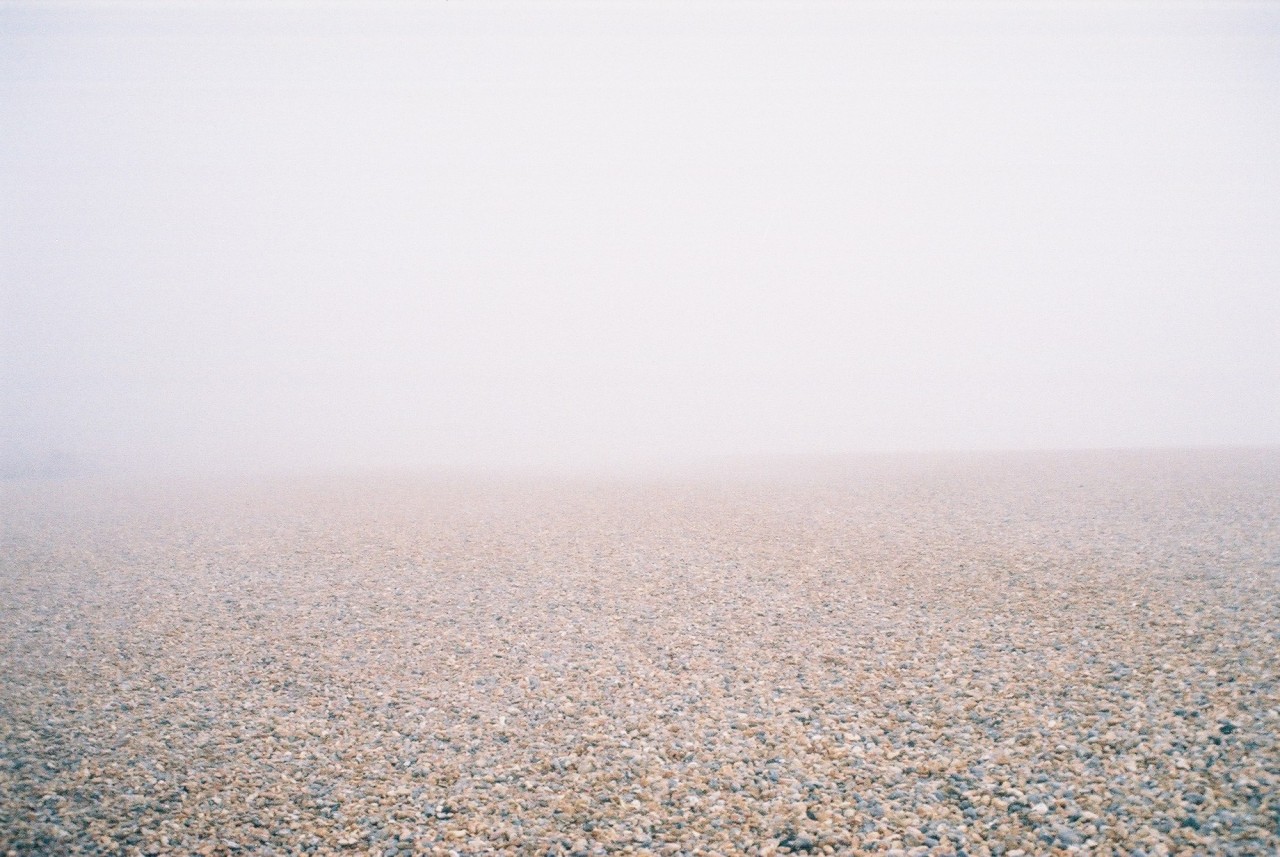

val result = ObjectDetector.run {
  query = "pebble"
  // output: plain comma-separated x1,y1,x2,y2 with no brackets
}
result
1,449,1277,855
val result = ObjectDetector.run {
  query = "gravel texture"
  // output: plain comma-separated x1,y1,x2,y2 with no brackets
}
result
2,450,1278,856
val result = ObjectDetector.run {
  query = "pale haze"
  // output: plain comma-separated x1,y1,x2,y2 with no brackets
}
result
3,2,1279,476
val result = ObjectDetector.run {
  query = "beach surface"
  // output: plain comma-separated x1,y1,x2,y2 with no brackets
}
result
2,450,1277,856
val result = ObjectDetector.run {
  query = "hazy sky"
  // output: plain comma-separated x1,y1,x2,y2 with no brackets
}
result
3,1,1279,475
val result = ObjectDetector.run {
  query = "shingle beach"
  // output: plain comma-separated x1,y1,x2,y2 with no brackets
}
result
2,450,1278,856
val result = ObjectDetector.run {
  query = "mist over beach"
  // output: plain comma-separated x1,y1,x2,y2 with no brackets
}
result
3,1,1278,477
2,2,1279,856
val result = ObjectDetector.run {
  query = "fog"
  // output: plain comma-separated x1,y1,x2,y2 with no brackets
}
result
3,2,1278,477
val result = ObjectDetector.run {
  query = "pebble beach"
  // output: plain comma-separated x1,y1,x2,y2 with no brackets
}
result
2,449,1278,856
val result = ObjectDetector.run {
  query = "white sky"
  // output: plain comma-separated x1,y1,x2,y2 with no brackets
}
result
2,1,1279,475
